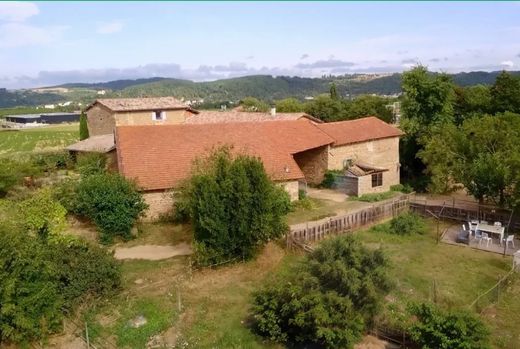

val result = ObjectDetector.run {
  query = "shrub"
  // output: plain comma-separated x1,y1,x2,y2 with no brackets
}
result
18,188,67,238
408,302,490,349
46,239,121,308
291,197,315,210
320,170,342,188
75,173,148,243
179,147,291,264
352,191,395,202
0,159,40,197
52,178,80,214
77,152,107,177
390,183,414,193
298,188,307,200
389,212,427,235
0,227,63,344
30,151,73,172
253,236,391,348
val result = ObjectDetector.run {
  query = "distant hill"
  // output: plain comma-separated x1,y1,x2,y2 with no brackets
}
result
1,71,519,108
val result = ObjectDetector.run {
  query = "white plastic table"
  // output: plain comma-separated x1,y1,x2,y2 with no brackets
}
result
476,223,505,242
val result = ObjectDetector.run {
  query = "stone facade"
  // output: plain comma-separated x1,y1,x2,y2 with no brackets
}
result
142,191,174,221
86,105,114,136
87,105,194,136
327,137,400,195
293,146,328,185
280,180,299,201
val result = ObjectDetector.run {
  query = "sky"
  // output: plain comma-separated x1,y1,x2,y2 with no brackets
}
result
1,1,519,89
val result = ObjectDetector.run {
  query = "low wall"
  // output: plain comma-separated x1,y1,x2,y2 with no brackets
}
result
142,191,174,221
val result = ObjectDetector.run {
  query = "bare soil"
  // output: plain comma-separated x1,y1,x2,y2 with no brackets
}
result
113,243,192,260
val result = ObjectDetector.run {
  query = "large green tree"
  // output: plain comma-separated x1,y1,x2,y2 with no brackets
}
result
79,111,89,140
420,112,520,207
490,71,520,114
177,148,291,264
400,66,455,188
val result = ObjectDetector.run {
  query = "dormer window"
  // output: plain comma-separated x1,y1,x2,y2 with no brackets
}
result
152,111,165,121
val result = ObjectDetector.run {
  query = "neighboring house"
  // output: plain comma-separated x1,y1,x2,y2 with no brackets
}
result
315,117,403,196
85,97,199,136
68,97,403,218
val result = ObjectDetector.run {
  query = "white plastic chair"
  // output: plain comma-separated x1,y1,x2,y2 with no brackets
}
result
480,232,492,247
502,235,515,249
494,221,502,227
474,230,482,244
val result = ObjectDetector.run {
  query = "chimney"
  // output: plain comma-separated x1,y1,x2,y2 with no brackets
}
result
270,107,276,117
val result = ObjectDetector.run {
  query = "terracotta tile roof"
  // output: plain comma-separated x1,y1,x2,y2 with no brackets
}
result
66,134,115,153
346,161,388,177
315,116,404,146
186,111,322,124
115,120,334,191
86,97,196,112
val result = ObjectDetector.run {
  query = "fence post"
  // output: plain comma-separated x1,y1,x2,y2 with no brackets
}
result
85,322,90,349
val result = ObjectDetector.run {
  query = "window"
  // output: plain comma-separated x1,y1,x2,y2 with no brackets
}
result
371,172,383,187
152,111,165,121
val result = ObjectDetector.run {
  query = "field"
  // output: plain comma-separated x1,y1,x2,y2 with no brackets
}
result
0,124,79,156
70,218,520,349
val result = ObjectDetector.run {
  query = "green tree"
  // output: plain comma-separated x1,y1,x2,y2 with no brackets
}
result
490,71,520,114
274,98,304,112
400,66,455,188
409,303,490,349
253,236,391,348
0,227,63,344
75,173,148,243
330,82,339,100
453,85,492,124
419,112,520,207
346,95,394,123
177,147,290,264
304,95,346,122
79,111,89,140
240,97,270,112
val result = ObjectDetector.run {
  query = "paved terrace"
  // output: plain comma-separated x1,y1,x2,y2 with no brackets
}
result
443,224,520,256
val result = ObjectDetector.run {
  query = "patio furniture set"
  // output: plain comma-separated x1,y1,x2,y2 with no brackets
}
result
458,220,515,249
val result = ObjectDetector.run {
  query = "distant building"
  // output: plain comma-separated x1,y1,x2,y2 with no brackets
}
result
97,90,106,95
5,112,80,125
44,104,56,109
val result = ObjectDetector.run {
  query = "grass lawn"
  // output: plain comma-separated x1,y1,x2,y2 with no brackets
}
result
286,197,370,226
0,123,79,156
75,218,519,348
356,220,519,348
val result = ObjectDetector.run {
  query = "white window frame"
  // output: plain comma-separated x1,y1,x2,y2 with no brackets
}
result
152,110,166,121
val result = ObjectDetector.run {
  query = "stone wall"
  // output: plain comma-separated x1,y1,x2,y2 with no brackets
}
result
142,191,174,221
115,109,191,126
293,145,328,185
328,137,400,195
87,105,114,136
280,180,299,201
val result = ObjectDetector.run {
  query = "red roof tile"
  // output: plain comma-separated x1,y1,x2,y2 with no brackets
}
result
315,117,403,146
186,111,322,124
116,120,333,191
87,97,194,112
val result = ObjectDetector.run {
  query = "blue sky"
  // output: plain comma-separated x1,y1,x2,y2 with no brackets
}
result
0,1,519,88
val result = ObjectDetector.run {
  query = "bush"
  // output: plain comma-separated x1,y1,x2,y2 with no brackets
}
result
0,227,63,344
389,212,427,235
30,151,73,172
75,173,148,243
77,152,107,177
52,178,80,214
18,188,67,238
79,112,89,140
408,302,490,349
291,196,315,210
46,239,121,308
352,191,395,202
390,183,414,193
320,170,342,188
178,148,291,265
0,159,40,197
253,236,391,348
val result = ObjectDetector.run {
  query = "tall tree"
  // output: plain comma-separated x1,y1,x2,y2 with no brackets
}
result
274,98,304,112
329,82,339,100
490,71,520,114
79,112,89,140
400,66,455,188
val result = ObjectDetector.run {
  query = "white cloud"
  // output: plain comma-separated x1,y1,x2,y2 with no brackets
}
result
0,22,66,48
96,21,124,34
0,2,39,22
500,60,514,68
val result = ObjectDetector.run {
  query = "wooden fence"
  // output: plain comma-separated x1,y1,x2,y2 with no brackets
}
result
287,194,411,248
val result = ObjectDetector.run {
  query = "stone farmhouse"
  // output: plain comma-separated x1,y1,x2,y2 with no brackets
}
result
68,97,403,218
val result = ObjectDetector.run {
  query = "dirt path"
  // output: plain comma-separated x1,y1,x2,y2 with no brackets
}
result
114,242,192,260
307,187,348,202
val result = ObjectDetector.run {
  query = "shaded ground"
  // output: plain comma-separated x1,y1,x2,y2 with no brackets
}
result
114,243,193,260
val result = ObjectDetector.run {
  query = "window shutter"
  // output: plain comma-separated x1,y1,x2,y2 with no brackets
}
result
151,112,155,120
161,111,166,120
